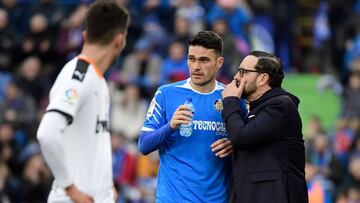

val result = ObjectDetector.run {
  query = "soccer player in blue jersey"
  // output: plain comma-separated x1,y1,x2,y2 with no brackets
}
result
138,31,233,203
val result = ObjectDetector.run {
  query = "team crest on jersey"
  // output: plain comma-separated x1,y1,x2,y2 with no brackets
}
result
65,88,78,104
214,99,223,112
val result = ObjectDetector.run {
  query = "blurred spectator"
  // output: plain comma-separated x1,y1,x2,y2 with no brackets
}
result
0,71,11,100
269,0,296,72
159,40,188,84
337,156,360,202
141,0,175,33
0,162,10,203
0,0,30,35
18,153,51,202
142,18,169,56
16,13,54,67
293,0,324,73
350,132,360,158
29,0,67,33
175,0,205,34
312,1,333,73
120,38,162,97
55,4,86,65
211,17,240,80
13,56,47,107
0,122,28,195
0,123,18,173
170,16,191,47
119,0,146,55
342,20,360,81
328,0,358,81
0,8,18,72
305,115,327,157
332,118,358,176
247,0,275,54
306,115,326,138
305,161,333,203
306,132,342,186
110,83,148,142
136,152,158,203
111,132,139,203
341,61,360,120
207,0,251,39
0,81,37,133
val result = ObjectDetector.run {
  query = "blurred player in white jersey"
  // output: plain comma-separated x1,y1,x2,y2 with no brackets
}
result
36,1,129,202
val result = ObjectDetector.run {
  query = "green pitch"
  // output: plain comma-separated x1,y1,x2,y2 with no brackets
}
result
282,74,340,136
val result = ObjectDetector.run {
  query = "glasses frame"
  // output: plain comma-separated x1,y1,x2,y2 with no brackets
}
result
238,68,266,77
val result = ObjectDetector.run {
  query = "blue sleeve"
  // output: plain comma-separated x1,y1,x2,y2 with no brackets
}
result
139,88,171,154
142,89,167,130
138,123,175,155
239,99,249,118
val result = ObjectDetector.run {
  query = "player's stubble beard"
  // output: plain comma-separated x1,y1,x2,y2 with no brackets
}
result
191,74,215,87
241,79,257,99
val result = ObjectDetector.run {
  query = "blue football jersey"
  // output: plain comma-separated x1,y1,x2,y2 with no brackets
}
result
142,79,231,203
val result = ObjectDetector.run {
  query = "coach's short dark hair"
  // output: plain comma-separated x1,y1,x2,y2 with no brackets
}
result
249,50,285,87
85,0,129,45
188,31,223,56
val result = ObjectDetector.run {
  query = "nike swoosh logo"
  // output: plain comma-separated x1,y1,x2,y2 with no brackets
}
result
248,115,256,118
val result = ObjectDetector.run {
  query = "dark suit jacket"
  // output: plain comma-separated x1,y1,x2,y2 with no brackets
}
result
222,87,308,203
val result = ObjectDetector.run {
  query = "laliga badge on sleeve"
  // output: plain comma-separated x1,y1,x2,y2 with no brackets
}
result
214,99,223,112
65,88,78,104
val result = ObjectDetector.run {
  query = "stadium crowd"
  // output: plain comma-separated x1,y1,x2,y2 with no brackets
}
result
0,0,359,202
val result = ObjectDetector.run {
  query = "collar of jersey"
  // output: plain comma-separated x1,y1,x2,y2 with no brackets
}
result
77,54,103,78
178,78,223,95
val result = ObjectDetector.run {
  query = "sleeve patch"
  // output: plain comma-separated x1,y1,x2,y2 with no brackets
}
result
72,59,89,82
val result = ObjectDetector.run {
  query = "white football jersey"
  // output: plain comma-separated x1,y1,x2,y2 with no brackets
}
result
46,55,113,202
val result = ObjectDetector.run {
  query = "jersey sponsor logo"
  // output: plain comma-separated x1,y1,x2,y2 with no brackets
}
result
193,120,227,136
95,117,109,133
65,88,78,104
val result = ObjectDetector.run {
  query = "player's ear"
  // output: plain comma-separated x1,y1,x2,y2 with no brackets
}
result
217,56,224,69
114,32,126,49
258,73,270,86
82,31,88,42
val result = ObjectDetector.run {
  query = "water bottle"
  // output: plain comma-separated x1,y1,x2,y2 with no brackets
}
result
179,98,195,137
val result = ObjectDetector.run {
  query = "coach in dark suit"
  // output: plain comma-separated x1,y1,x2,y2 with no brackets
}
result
221,51,308,203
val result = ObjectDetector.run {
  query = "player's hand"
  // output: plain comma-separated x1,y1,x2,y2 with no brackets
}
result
65,184,94,203
210,138,233,158
170,105,193,129
222,79,246,99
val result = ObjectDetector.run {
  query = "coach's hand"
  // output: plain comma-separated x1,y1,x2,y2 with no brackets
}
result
66,184,94,203
222,79,246,99
211,138,233,158
170,105,193,129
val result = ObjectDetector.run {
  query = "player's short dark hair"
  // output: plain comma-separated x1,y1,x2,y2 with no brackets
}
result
188,31,223,56
249,50,285,87
85,0,129,45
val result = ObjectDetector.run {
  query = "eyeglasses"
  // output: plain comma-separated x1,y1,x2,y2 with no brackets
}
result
238,68,265,77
